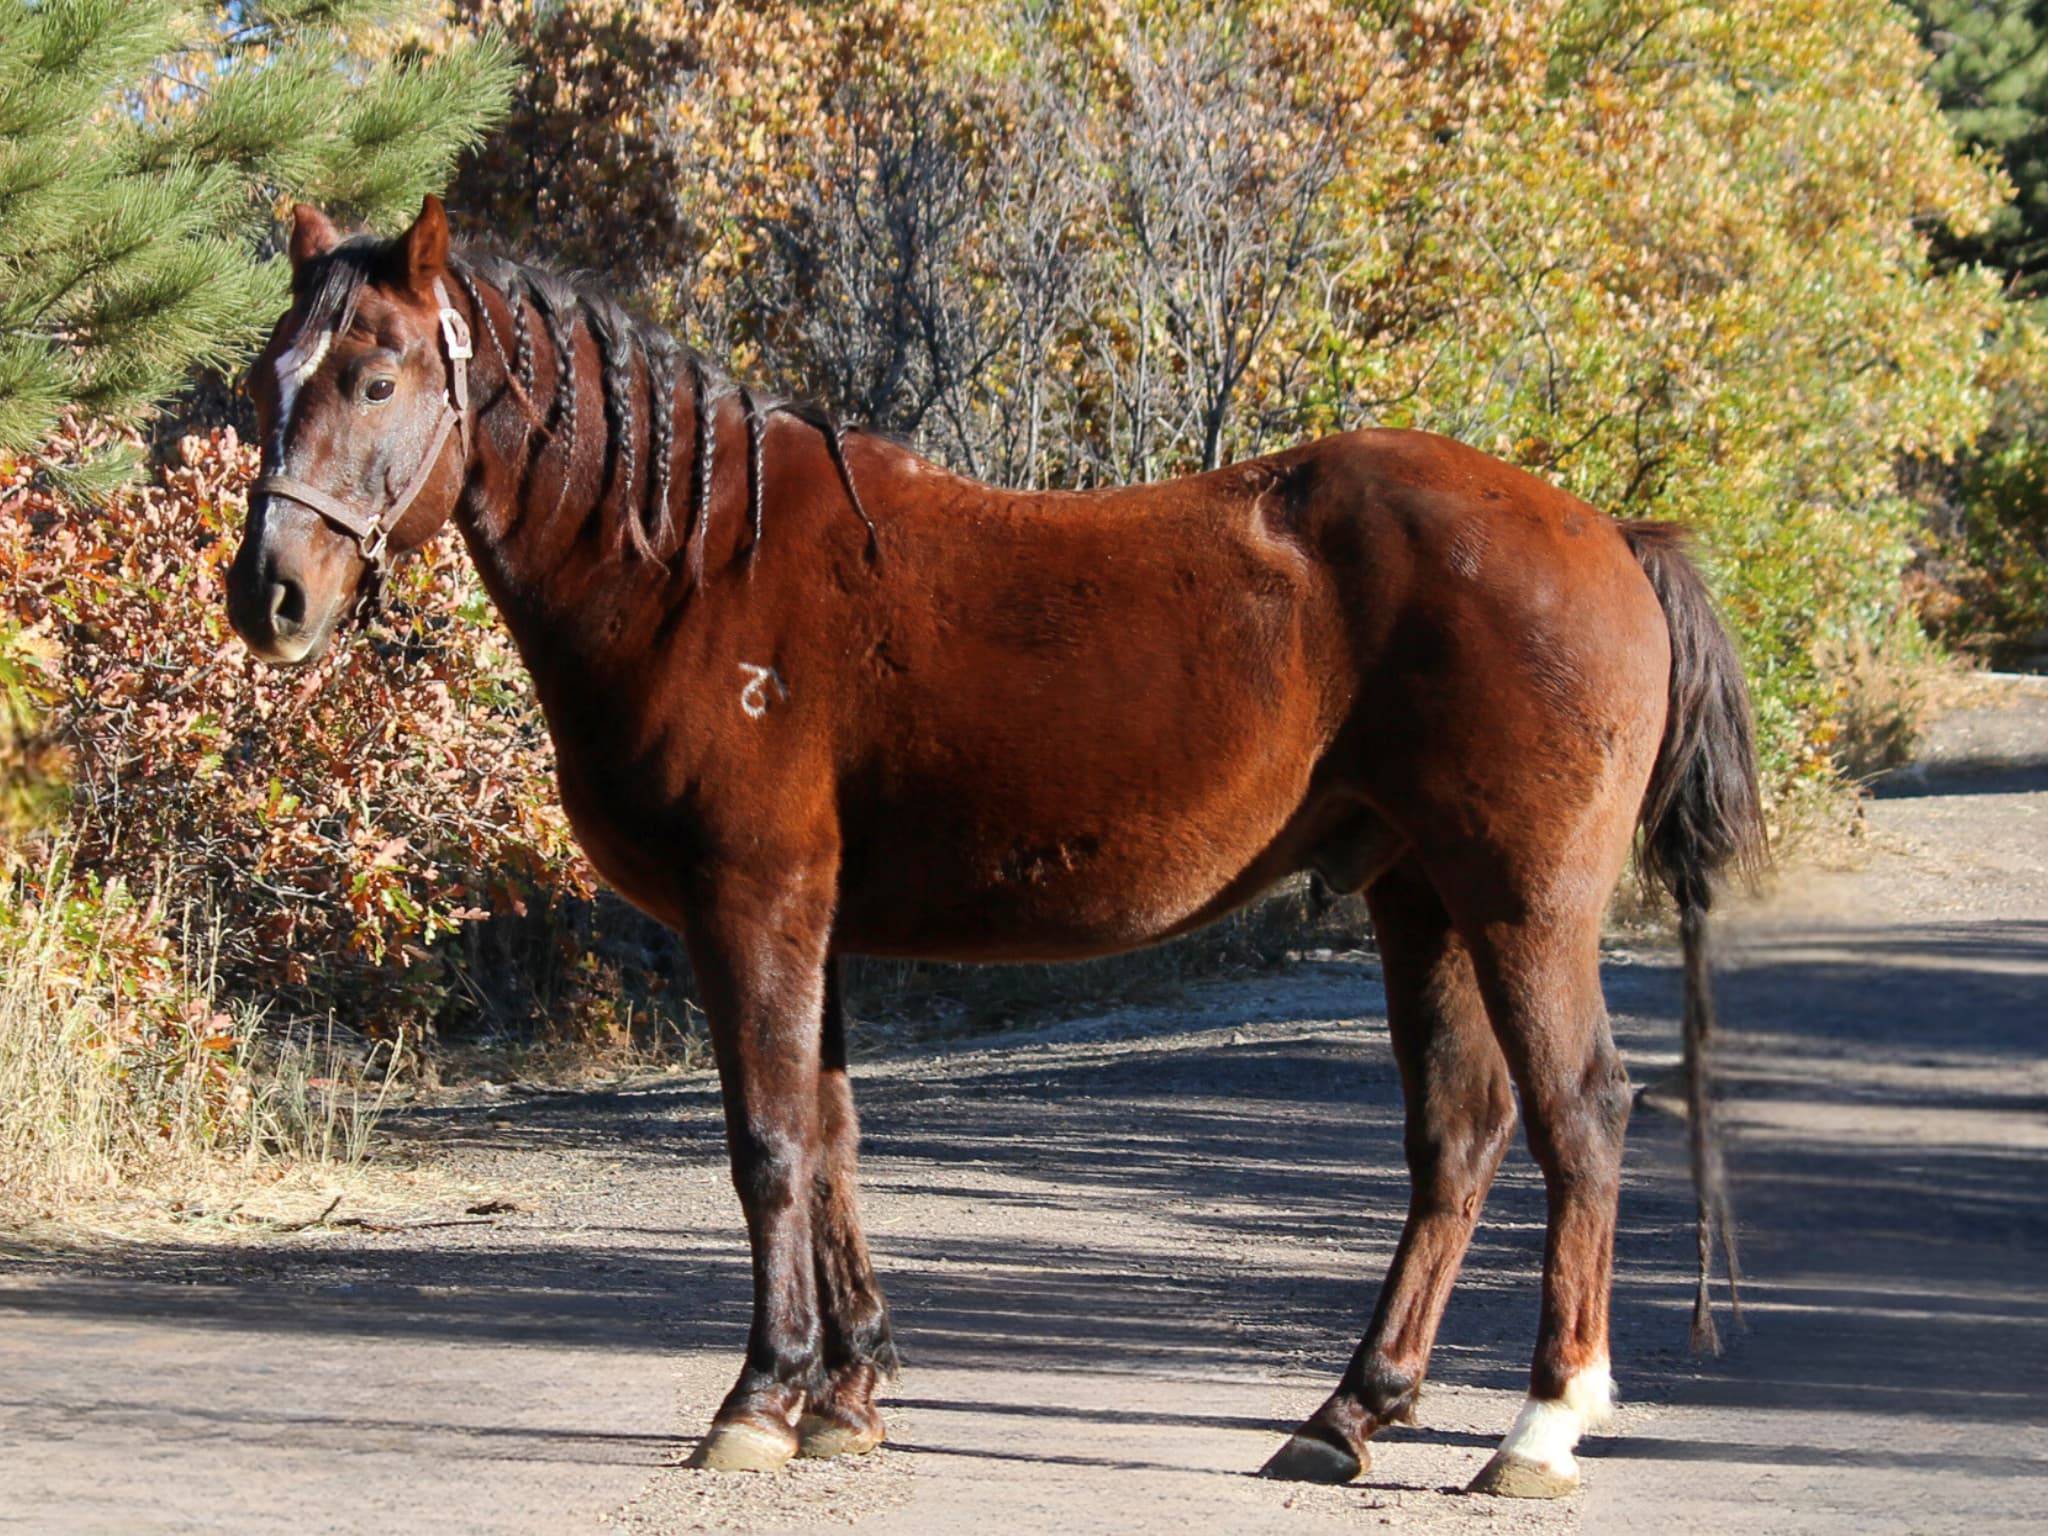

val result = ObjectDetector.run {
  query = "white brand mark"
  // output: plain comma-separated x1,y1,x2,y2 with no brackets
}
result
738,663,787,720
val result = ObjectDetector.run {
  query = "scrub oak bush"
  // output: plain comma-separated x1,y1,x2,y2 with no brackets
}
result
1,424,687,1213
0,0,514,1211
1,421,585,1023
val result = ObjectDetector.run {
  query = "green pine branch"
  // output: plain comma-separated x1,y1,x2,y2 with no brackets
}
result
0,0,514,466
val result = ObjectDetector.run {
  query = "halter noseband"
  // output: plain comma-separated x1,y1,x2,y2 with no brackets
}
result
252,277,474,587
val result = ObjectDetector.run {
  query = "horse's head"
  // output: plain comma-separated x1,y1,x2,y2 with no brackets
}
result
227,196,473,665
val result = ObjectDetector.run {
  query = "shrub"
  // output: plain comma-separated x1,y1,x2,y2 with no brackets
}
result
1908,314,2048,667
457,0,2014,794
2,420,585,1028
0,841,404,1218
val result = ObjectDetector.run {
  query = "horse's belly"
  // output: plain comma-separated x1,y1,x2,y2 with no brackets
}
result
835,760,1324,961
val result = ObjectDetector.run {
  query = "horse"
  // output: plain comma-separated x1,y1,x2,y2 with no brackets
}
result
225,196,1764,1496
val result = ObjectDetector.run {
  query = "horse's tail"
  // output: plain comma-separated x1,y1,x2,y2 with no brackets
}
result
1622,520,1768,1355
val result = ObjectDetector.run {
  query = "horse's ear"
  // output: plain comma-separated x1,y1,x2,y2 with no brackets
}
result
399,193,450,293
289,203,339,272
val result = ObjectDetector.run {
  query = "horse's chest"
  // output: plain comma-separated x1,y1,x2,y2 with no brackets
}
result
546,736,703,926
555,787,669,919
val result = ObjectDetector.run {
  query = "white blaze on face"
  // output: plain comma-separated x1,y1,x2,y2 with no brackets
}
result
1494,1360,1615,1478
271,328,332,466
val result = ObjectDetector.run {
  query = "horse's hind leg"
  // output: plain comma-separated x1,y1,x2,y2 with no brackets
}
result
1461,899,1628,1498
797,960,897,1459
1263,858,1516,1483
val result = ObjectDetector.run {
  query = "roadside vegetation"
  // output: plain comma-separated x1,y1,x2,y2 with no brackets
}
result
0,844,406,1222
6,0,2048,1221
1,0,512,1219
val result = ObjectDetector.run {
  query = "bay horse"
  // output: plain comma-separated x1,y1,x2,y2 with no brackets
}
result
226,198,1764,1497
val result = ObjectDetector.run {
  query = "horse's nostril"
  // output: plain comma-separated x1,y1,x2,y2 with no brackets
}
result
268,576,307,630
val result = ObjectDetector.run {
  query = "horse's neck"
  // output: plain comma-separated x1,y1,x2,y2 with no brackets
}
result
444,285,917,724
451,347,701,689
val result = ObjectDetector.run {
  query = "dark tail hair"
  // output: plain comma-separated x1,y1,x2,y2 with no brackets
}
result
1623,521,1768,1354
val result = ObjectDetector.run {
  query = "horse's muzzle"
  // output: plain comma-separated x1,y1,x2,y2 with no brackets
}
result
227,508,335,666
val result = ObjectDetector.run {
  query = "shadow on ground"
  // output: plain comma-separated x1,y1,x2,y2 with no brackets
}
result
8,887,2046,1481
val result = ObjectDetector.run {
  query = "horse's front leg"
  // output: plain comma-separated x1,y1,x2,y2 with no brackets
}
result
681,870,834,1473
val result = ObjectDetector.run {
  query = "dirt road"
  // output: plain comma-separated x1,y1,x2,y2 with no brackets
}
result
4,681,2045,1534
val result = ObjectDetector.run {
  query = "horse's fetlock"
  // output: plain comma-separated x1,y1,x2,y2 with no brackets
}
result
766,1337,828,1399
1357,1360,1421,1425
846,1308,899,1378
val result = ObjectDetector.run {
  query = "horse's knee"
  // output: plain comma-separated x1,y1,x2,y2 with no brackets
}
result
731,1129,812,1211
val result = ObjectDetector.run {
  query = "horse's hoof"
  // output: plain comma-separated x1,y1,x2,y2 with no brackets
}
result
686,1421,797,1473
796,1411,885,1459
1466,1450,1580,1499
1259,1431,1365,1484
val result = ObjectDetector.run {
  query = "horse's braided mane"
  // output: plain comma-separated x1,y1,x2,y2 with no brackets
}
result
281,236,877,574
579,290,643,558
687,355,719,583
463,249,876,571
518,265,582,520
643,329,682,563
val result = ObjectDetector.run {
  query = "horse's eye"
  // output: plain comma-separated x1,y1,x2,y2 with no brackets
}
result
364,377,396,404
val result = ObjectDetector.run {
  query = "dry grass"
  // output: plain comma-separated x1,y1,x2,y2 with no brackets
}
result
1821,633,1939,782
0,850,407,1231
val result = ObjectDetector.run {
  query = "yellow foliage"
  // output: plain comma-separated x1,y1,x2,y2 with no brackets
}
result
452,0,2010,785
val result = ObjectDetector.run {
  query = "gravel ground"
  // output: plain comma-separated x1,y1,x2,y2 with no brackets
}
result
3,680,2044,1535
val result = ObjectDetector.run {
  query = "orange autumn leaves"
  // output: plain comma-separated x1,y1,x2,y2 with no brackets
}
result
1,420,583,1017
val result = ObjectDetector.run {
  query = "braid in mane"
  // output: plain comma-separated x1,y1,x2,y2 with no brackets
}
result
830,416,879,561
643,330,681,559
448,259,541,433
785,400,880,562
472,254,539,405
433,248,879,578
510,285,537,403
526,271,582,518
684,360,708,581
738,384,766,557
584,296,644,559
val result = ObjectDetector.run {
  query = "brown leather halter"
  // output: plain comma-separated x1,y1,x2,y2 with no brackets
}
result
252,278,474,593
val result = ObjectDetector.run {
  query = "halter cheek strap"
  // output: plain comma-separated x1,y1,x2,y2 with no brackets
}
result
253,277,474,577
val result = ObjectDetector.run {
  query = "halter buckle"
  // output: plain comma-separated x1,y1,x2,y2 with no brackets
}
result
439,306,473,362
